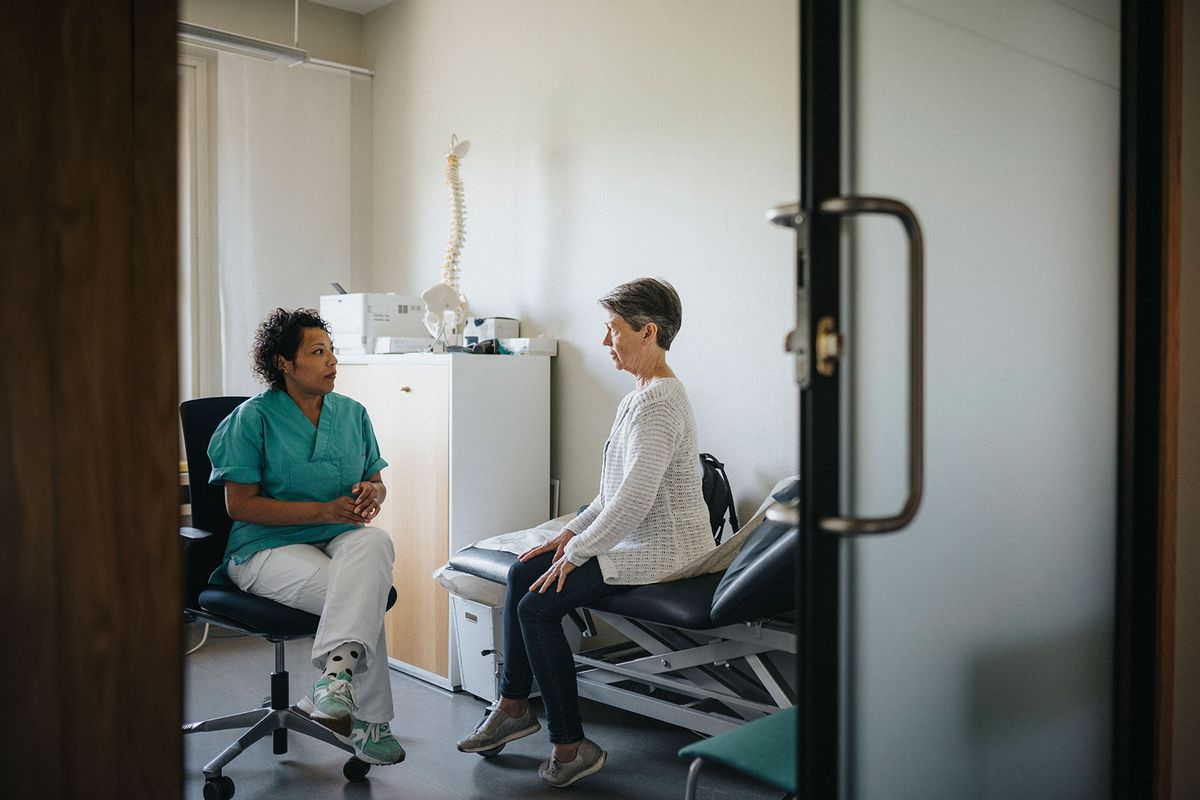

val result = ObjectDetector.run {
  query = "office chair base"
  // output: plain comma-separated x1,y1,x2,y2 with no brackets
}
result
202,775,235,800
185,705,363,778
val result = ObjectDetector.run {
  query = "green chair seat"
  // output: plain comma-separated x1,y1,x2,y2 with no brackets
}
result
678,706,797,798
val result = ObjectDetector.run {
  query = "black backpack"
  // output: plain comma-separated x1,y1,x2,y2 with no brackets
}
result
700,453,739,544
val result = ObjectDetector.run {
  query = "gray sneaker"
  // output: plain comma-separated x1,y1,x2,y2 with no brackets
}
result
538,738,607,788
456,704,541,753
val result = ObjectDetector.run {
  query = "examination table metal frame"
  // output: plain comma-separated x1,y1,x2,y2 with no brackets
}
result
445,515,797,736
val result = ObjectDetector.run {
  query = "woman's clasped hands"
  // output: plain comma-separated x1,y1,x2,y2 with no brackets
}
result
320,481,384,525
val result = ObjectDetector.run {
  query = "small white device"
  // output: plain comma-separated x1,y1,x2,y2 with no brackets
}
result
462,317,520,346
373,337,436,354
320,293,429,354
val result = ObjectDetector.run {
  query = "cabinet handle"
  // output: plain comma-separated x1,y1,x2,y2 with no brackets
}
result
400,386,412,393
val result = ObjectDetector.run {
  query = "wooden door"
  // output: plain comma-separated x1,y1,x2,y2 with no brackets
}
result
0,1,181,797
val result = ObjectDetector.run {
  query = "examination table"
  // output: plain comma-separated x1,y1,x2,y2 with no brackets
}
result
441,481,798,737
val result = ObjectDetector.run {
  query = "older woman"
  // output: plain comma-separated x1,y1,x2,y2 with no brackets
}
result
207,308,405,766
456,278,713,787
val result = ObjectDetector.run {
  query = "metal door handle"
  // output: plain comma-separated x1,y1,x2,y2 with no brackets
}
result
768,202,804,230
767,202,811,387
818,196,924,535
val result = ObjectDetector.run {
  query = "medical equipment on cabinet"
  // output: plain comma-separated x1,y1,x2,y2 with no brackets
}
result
320,293,429,355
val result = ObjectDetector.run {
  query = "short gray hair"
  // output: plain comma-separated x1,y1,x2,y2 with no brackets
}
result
598,278,683,350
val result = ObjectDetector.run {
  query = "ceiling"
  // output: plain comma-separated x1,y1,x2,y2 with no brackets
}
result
310,0,392,14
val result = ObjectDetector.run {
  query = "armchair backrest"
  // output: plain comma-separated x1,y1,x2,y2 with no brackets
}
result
180,395,249,555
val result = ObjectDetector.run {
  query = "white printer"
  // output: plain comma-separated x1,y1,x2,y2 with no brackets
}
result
319,293,430,355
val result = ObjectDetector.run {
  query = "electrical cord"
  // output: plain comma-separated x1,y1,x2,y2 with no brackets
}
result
184,623,250,655
184,623,210,656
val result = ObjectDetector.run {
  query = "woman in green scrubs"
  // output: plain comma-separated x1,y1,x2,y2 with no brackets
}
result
207,308,404,766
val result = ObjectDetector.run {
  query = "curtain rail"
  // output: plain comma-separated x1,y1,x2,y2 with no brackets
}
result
177,22,374,77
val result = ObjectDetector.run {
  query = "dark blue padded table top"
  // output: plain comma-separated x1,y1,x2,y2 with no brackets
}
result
447,546,723,630
448,546,519,585
447,498,799,632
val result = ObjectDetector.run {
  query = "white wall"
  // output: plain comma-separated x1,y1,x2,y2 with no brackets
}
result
363,0,799,516
1175,1,1200,796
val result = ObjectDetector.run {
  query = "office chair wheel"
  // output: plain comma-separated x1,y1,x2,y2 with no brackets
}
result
202,775,235,800
477,744,505,758
344,756,371,782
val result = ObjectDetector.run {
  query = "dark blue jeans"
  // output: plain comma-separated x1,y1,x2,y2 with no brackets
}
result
498,552,628,744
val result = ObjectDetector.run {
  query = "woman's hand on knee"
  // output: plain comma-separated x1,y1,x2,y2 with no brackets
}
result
530,554,577,594
519,529,575,563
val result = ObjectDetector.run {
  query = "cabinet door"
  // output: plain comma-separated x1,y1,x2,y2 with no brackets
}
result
367,365,451,678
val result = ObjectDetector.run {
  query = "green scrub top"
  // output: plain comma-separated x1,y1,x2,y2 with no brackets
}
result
207,389,389,579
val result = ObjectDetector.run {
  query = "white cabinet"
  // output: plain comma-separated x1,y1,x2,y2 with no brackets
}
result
335,353,550,688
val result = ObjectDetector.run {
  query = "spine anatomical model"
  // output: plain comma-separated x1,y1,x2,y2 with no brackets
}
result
441,135,470,310
423,135,472,342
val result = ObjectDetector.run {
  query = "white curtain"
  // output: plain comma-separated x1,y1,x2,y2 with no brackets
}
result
216,53,353,395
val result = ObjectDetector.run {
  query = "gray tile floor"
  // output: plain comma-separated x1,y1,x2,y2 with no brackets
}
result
183,624,782,800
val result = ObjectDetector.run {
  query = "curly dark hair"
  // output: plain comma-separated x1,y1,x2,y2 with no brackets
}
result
252,308,331,390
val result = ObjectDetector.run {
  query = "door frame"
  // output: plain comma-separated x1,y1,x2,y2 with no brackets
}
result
794,1,844,797
795,1,1180,797
1115,0,1180,797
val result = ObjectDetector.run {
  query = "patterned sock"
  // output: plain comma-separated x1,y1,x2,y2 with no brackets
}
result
326,641,362,678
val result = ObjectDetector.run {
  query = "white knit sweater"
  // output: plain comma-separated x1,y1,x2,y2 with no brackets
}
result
563,378,714,585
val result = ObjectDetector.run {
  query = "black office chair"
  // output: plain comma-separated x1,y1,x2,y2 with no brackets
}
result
180,396,398,800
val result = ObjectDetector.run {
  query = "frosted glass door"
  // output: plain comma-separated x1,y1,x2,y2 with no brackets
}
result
806,2,1121,798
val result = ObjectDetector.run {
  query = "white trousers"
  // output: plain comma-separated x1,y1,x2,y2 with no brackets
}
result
227,527,396,723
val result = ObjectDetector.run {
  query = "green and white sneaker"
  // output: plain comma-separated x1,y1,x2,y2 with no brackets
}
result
311,670,356,734
349,719,406,765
